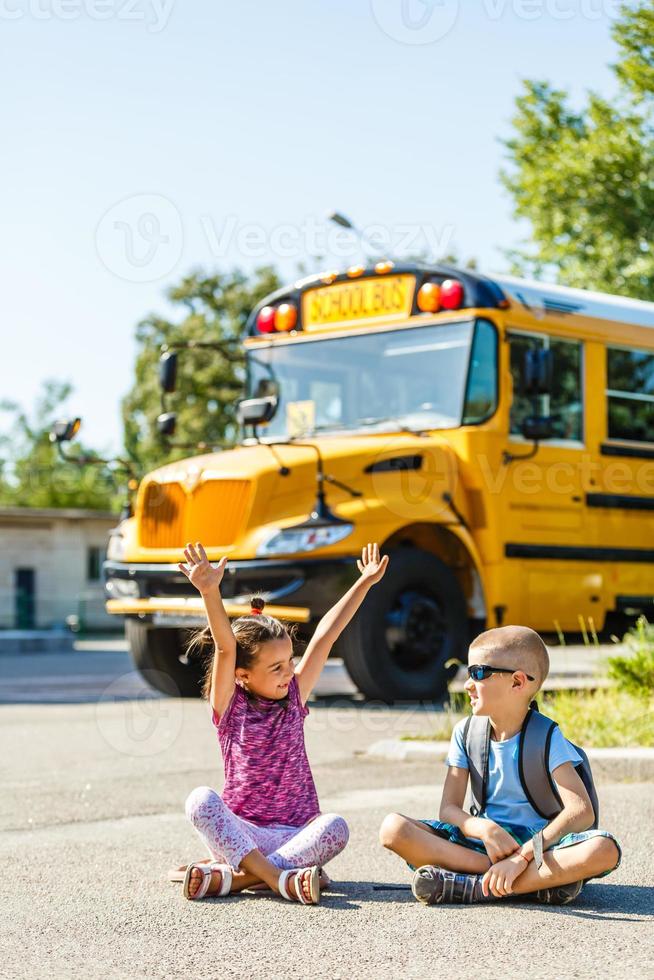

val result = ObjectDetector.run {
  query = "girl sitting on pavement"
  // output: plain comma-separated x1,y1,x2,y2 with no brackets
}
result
178,540,389,905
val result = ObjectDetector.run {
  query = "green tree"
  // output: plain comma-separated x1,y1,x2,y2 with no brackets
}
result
122,265,280,473
0,380,118,510
502,1,654,299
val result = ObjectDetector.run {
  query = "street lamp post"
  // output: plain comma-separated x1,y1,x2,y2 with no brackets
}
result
326,210,372,264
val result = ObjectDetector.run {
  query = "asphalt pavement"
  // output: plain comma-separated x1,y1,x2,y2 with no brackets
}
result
1,639,652,979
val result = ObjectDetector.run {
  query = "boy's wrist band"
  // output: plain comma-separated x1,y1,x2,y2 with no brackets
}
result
532,830,544,869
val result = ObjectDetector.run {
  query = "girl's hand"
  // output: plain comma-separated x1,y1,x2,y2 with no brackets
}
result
178,542,227,596
356,543,389,585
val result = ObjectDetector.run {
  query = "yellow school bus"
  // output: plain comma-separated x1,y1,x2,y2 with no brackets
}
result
104,262,654,701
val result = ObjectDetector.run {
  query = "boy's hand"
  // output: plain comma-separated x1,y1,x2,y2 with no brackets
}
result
178,542,227,596
481,853,529,898
478,821,520,864
356,543,389,585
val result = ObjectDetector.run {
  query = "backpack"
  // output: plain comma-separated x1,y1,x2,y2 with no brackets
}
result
463,705,599,829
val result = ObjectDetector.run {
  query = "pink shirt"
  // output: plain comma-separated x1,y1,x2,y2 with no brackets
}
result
212,674,320,828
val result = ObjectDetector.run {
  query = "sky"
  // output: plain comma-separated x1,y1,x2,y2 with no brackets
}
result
0,0,621,455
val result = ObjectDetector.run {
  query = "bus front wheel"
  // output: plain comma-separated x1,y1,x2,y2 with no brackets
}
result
126,620,204,698
339,548,468,702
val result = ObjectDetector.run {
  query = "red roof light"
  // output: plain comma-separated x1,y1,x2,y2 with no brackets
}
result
257,305,276,333
440,279,464,310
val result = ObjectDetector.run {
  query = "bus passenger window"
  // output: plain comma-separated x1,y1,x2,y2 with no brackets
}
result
509,334,583,442
607,346,654,443
462,319,498,424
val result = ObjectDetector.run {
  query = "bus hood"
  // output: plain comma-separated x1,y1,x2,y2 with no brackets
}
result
133,434,459,558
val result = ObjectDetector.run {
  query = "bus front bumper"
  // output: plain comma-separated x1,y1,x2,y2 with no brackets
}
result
103,556,360,630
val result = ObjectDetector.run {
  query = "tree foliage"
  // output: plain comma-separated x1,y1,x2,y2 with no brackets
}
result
121,265,280,474
0,380,118,510
502,1,654,299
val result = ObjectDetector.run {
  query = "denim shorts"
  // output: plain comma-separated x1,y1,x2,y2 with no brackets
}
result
419,819,622,880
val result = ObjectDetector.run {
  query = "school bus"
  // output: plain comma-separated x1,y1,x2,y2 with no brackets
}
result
103,262,654,701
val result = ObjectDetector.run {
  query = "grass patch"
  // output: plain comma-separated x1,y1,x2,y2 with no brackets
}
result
399,689,654,747
607,616,654,698
541,688,654,747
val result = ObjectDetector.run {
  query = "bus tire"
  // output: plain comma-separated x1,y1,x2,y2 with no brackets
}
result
126,620,204,698
338,548,468,702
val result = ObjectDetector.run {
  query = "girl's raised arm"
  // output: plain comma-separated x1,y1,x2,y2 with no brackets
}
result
178,542,236,718
295,543,389,704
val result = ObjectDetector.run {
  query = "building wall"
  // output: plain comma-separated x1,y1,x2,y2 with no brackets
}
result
0,512,119,631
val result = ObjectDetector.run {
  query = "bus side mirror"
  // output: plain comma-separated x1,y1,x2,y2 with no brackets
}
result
521,416,553,441
159,351,178,393
237,396,277,426
522,349,553,396
49,417,82,444
157,412,177,436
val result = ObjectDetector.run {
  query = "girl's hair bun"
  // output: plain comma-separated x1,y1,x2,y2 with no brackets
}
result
250,596,266,615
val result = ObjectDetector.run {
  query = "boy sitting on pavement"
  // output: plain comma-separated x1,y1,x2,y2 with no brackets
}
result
379,625,621,905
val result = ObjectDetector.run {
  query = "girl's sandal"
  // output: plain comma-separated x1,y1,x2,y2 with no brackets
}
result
171,863,332,890
278,866,321,905
183,861,233,900
169,861,211,883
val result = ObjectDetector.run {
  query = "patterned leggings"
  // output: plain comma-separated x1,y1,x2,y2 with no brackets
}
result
185,786,349,872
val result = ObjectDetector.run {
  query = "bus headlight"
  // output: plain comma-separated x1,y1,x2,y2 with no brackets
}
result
257,523,354,556
107,528,126,561
105,578,140,599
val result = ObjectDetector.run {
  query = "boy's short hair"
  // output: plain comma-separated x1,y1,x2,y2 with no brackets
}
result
469,625,550,689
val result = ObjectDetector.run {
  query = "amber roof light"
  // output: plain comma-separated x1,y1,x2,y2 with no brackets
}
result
274,303,298,332
417,282,441,313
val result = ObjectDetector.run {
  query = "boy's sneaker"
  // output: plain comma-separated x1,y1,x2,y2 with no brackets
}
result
529,879,584,906
412,866,497,905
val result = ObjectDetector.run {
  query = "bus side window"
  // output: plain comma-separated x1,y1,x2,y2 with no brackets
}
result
509,333,583,442
607,346,654,444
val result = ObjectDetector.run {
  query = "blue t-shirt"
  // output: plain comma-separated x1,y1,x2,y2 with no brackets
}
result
447,717,582,833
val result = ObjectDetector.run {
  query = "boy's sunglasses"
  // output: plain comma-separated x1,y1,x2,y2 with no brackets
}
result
467,664,535,682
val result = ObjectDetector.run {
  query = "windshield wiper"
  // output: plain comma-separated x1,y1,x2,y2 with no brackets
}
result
311,416,428,435
352,416,428,435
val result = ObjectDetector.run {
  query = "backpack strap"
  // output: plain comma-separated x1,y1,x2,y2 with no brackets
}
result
569,742,600,830
518,709,563,820
463,715,491,816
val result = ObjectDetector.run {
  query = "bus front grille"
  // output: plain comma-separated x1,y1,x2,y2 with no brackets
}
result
140,480,252,549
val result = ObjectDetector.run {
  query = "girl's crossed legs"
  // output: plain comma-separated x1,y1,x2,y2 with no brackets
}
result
184,786,349,900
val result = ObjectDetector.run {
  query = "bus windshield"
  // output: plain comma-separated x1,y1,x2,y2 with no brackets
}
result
246,319,496,438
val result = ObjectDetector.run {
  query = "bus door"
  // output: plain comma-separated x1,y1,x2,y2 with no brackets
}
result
582,341,654,619
498,329,598,632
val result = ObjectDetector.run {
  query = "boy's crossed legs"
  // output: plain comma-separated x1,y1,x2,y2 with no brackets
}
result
380,813,620,903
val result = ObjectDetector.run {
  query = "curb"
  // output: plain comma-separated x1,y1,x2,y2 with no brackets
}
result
366,739,654,782
0,631,75,655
